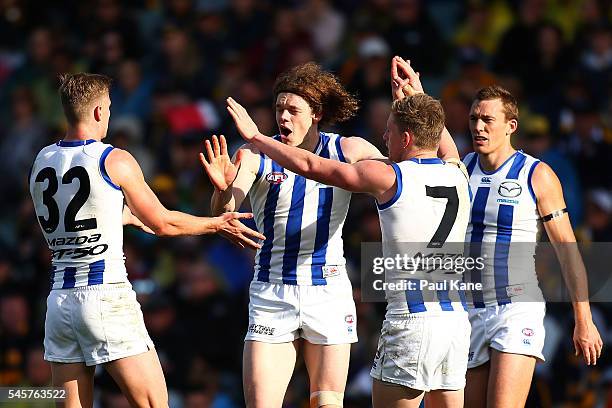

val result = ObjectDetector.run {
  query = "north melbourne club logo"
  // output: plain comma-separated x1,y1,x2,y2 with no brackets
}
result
266,172,288,184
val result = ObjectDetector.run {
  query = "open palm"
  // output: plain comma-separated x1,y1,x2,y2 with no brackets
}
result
200,135,243,191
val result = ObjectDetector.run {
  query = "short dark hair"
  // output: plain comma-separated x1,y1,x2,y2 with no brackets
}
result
391,94,445,150
474,85,518,122
58,73,112,124
273,62,358,127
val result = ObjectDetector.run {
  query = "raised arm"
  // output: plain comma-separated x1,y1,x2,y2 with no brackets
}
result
225,97,397,202
391,56,459,160
105,148,264,248
532,161,603,365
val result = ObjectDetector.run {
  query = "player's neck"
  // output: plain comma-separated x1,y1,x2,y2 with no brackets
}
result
297,128,320,153
479,145,517,172
401,148,438,162
64,124,102,142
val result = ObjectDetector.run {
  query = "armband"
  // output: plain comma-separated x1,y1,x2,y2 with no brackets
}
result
539,208,568,222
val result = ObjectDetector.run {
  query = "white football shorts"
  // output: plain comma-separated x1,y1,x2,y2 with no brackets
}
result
44,282,154,366
370,311,471,391
467,302,546,368
245,275,357,344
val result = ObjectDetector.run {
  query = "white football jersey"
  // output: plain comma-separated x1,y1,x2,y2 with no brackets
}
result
249,132,351,285
462,151,544,307
29,139,127,289
377,158,471,316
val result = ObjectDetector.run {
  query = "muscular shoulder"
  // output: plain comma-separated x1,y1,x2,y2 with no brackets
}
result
340,136,385,164
531,161,562,198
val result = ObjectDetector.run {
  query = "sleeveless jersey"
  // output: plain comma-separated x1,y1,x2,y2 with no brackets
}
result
377,158,471,316
29,139,126,289
462,150,544,307
249,132,351,285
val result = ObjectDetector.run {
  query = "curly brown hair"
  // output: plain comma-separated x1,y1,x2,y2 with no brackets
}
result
273,62,358,127
58,72,112,124
391,94,445,150
474,85,518,122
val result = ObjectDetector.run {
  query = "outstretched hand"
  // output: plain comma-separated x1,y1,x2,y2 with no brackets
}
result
226,97,260,142
214,212,265,250
391,56,424,100
200,135,243,192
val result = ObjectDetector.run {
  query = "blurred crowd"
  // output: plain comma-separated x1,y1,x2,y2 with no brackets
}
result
0,0,611,407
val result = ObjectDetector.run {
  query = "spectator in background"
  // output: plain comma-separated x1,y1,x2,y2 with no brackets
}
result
562,102,612,190
0,292,31,386
110,59,154,121
0,87,48,196
493,0,547,82
297,0,346,65
442,46,496,103
521,114,584,226
385,0,449,76
576,189,612,242
346,36,391,102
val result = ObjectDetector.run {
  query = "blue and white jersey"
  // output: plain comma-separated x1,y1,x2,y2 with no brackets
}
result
29,140,127,289
249,132,351,285
377,158,471,316
463,150,544,307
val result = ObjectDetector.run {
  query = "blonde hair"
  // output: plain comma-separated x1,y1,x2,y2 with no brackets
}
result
391,94,445,150
58,73,112,124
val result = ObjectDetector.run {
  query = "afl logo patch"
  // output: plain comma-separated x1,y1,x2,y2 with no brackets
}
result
499,181,522,197
522,328,534,337
266,172,288,184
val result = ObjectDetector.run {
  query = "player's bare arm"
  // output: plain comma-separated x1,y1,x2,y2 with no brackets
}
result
532,161,603,365
122,205,154,234
391,56,459,160
226,97,397,202
340,136,386,163
105,147,264,248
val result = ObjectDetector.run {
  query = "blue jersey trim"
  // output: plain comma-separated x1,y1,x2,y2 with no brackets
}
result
468,186,490,308
311,140,334,285
281,175,307,284
58,139,96,147
256,161,283,282
255,153,265,182
408,157,444,164
527,161,540,204
311,187,334,285
62,267,77,289
478,151,520,175
335,135,347,163
406,278,427,313
465,153,478,176
436,288,454,311
506,152,526,179
88,260,105,285
377,162,403,210
100,146,121,190
494,204,514,305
